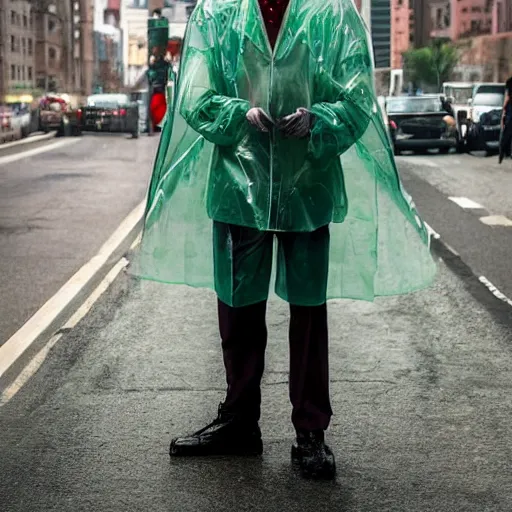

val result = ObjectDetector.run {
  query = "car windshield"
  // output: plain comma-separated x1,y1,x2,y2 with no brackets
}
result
87,94,129,108
473,93,504,107
386,97,443,114
447,88,473,103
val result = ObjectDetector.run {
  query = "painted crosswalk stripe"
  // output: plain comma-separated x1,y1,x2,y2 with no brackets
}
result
479,215,512,227
448,197,484,209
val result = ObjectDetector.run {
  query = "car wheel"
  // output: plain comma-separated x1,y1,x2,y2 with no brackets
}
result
439,147,450,154
394,146,401,156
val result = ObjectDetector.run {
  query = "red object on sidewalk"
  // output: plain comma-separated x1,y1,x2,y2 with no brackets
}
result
149,91,167,127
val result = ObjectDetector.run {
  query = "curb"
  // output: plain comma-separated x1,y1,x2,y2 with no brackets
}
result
430,236,512,327
0,201,145,392
0,131,57,155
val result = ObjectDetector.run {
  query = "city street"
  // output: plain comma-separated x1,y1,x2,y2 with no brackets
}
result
1,146,512,511
0,134,159,346
398,152,512,300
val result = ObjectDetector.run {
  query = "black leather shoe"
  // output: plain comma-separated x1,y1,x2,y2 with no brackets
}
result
291,430,336,480
170,404,263,457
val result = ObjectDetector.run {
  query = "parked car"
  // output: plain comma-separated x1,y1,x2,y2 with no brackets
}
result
38,94,82,136
0,105,22,143
6,102,38,138
385,95,457,155
465,83,505,154
81,93,139,138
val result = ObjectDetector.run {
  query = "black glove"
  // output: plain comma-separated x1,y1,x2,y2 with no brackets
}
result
246,107,275,132
278,108,313,138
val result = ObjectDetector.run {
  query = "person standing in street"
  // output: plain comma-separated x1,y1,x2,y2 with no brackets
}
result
133,0,436,481
499,77,512,164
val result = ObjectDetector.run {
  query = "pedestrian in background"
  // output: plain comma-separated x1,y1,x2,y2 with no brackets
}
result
499,76,512,164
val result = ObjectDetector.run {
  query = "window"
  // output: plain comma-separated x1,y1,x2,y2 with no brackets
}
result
462,7,468,12
28,67,33,81
11,65,16,80
22,67,25,80
22,38,26,55
10,35,16,52
28,39,32,55
48,18,56,32
17,66,21,80
11,10,16,24
436,8,442,28
23,14,27,27
49,47,57,60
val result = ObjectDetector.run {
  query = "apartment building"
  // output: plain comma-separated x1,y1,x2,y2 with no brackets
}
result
493,0,512,34
392,0,411,68
429,0,509,41
0,0,36,101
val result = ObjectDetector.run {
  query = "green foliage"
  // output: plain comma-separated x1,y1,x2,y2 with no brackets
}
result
403,40,459,91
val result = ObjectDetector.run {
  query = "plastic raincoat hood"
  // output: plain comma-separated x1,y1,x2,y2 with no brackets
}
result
131,0,437,306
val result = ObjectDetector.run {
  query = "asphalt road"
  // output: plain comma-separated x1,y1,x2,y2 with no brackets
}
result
0,133,159,346
1,256,512,511
398,152,512,300
2,148,512,510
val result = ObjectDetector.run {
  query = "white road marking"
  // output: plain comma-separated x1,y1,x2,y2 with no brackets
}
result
398,156,439,168
0,200,144,382
130,231,142,250
0,138,81,166
479,215,512,227
479,276,512,308
448,197,484,209
0,131,56,150
0,258,129,406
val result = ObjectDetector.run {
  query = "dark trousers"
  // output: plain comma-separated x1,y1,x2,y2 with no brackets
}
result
500,122,512,161
218,299,332,431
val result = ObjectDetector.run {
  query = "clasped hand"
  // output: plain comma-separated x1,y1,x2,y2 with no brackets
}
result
246,107,312,138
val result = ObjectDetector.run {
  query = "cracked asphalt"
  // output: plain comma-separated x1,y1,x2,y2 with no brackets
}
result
1,247,512,510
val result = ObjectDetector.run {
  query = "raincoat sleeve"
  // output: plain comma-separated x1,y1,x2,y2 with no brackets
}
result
178,14,251,146
309,13,374,159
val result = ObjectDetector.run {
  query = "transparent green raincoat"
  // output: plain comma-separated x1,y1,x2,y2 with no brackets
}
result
132,0,437,306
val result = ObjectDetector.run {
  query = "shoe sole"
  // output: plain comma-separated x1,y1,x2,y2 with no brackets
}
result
170,438,263,457
291,445,336,480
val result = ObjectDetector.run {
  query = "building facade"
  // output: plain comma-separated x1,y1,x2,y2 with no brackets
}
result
391,0,410,68
492,0,512,34
0,0,95,100
411,0,432,48
429,0,510,41
0,0,36,101
120,0,149,87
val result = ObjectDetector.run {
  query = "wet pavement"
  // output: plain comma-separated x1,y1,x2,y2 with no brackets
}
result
1,252,512,511
0,134,158,345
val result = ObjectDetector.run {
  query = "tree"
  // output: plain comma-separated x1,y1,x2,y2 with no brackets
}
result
403,39,459,92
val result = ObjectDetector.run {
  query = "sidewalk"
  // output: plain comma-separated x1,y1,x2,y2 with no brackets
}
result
1,257,512,511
